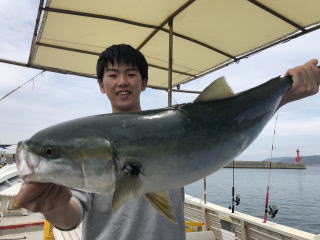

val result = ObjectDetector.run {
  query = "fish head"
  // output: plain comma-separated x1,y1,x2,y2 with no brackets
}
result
16,124,116,193
16,139,78,184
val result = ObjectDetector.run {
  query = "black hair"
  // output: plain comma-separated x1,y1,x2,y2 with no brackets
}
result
96,44,148,83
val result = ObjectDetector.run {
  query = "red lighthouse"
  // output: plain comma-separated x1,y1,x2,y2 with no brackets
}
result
295,149,301,163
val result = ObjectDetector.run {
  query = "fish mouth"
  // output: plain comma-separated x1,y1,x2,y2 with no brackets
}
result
16,141,86,188
16,141,42,181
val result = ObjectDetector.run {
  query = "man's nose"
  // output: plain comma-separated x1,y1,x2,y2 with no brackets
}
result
117,74,128,86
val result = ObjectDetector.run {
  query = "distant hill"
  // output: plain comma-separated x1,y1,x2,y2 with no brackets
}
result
262,155,320,165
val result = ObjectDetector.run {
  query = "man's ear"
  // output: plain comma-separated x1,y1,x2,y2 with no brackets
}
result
99,81,106,93
141,79,148,91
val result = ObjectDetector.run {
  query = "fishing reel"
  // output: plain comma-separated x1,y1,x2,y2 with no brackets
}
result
268,204,278,218
228,194,240,211
235,194,240,206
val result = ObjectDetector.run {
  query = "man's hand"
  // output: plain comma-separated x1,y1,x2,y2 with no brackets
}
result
16,182,81,230
15,182,72,213
279,59,320,107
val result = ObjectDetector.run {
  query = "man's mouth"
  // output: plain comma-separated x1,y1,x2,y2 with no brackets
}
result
116,90,131,96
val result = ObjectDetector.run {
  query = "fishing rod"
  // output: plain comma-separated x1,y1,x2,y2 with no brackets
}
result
0,70,45,103
263,113,279,223
264,65,320,221
229,160,240,213
203,177,207,204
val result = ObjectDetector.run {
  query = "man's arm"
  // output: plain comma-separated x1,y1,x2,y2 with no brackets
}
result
278,59,320,108
16,182,81,230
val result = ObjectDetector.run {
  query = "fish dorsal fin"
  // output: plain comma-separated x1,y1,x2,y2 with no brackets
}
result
194,76,234,102
144,192,177,223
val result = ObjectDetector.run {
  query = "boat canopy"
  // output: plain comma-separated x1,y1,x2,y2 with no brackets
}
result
21,0,320,90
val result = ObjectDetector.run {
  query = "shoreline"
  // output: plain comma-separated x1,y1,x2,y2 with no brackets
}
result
223,161,306,169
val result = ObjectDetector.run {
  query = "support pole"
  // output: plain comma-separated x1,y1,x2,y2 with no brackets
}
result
28,0,45,64
168,18,173,107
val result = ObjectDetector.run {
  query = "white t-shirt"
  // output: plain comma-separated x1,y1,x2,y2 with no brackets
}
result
68,188,186,240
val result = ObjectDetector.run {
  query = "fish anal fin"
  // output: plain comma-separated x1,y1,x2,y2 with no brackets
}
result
112,175,143,212
194,76,234,102
144,192,177,224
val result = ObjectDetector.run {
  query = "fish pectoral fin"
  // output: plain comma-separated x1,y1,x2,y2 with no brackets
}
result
144,192,177,224
194,76,235,102
112,175,143,212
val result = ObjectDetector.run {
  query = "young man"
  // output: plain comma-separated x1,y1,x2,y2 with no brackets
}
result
16,44,186,240
16,44,319,240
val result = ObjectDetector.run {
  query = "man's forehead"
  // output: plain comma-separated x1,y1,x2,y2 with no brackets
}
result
105,62,138,71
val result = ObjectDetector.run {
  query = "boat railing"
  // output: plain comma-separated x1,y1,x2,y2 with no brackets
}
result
0,163,18,183
184,194,319,240
0,182,28,218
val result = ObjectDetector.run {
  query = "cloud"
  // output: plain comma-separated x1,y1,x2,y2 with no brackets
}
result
0,1,38,61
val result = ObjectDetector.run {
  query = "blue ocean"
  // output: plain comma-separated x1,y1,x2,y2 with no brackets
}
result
185,164,320,234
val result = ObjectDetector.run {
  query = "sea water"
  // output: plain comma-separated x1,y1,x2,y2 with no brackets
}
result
185,164,320,234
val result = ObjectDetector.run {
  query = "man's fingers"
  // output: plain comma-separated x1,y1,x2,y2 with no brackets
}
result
304,58,318,67
313,64,320,85
286,59,318,76
52,186,72,208
16,182,50,205
16,182,72,213
280,59,320,107
42,185,72,212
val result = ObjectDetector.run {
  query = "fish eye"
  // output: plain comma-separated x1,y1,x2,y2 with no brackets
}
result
43,146,55,158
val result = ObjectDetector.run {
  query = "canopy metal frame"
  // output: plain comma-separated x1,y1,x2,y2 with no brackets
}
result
1,0,320,94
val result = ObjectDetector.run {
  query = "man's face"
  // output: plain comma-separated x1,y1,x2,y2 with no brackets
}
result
99,62,147,113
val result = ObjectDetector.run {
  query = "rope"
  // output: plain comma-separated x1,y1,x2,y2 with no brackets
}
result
0,70,45,103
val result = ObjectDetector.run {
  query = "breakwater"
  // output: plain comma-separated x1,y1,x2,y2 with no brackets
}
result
224,161,306,169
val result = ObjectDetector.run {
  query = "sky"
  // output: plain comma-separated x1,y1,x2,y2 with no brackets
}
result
0,1,320,161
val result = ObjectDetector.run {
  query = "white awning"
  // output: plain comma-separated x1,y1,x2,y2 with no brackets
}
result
27,0,320,90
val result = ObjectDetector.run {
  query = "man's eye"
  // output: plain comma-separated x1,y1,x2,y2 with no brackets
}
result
107,74,117,78
128,73,136,77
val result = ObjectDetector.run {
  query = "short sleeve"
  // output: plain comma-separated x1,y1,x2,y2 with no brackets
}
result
55,189,92,231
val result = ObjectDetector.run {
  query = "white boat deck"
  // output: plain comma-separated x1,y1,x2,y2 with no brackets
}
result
0,164,25,222
0,163,18,183
0,230,44,240
0,165,44,240
0,182,22,197
0,213,44,239
0,179,43,239
0,182,25,218
53,224,82,240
